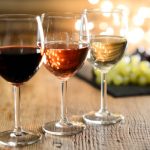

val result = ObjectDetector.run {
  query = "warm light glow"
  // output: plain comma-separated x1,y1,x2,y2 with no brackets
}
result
120,29,126,37
133,15,144,26
43,54,47,64
113,13,120,26
106,27,114,35
88,0,99,5
116,4,130,15
100,32,107,35
145,29,150,43
100,27,114,35
127,27,145,44
75,19,94,31
99,22,108,30
75,19,81,31
88,22,94,30
137,7,150,19
100,0,113,16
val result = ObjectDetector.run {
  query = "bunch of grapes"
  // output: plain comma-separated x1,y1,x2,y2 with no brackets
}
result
94,53,150,86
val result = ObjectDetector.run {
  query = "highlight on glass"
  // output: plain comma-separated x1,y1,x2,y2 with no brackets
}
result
41,12,89,136
83,9,128,125
0,14,44,147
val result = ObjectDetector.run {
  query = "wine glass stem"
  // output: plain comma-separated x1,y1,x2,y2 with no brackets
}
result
13,85,22,135
100,72,107,113
59,80,69,125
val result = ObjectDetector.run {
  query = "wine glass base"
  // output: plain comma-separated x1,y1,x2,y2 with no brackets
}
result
42,121,85,136
83,111,124,125
0,130,41,147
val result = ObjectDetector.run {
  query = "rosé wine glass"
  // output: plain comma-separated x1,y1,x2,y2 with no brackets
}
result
42,12,89,136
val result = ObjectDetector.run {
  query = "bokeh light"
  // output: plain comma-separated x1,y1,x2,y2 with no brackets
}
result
75,19,81,31
137,7,150,19
145,29,150,43
88,22,94,30
133,15,144,26
99,22,108,30
116,4,130,15
113,13,120,26
75,19,94,31
100,27,114,35
100,0,113,16
88,0,99,5
127,27,144,44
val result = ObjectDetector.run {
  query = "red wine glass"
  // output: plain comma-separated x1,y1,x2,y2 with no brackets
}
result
41,12,89,136
0,14,44,147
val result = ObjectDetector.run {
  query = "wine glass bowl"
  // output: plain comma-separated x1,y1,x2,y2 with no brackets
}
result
0,14,43,147
0,46,42,84
42,12,89,135
44,38,88,80
83,9,127,125
89,35,127,72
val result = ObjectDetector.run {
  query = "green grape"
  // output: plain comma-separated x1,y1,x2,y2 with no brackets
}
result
143,68,150,83
130,55,150,85
114,56,130,74
139,61,150,74
123,76,130,85
120,64,131,77
94,54,150,86
131,66,140,76
95,77,101,84
94,68,101,84
130,54,141,66
107,68,116,84
138,76,147,86
94,68,101,77
112,74,123,86
106,73,113,84
130,73,138,84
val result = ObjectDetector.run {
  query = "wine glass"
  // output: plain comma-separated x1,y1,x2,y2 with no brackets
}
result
41,12,89,136
0,14,44,146
83,9,128,125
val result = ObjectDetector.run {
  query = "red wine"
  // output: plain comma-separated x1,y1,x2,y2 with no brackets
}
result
0,46,42,84
44,42,89,80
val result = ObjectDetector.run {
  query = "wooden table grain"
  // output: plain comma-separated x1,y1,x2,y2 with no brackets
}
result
0,66,150,150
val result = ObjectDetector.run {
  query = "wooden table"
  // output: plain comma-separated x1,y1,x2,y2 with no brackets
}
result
0,66,150,150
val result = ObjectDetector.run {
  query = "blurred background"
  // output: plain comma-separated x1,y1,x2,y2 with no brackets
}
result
0,0,149,53
0,0,149,86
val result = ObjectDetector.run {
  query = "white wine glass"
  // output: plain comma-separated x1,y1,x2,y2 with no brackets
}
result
83,9,128,125
41,12,89,135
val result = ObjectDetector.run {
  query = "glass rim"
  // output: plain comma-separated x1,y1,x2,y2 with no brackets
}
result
0,14,38,21
83,8,124,14
42,12,82,19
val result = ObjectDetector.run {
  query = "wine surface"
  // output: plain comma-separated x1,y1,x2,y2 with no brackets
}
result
89,36,127,72
0,46,42,84
44,42,89,80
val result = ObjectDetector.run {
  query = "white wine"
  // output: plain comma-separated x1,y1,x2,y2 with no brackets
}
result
88,35,127,72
